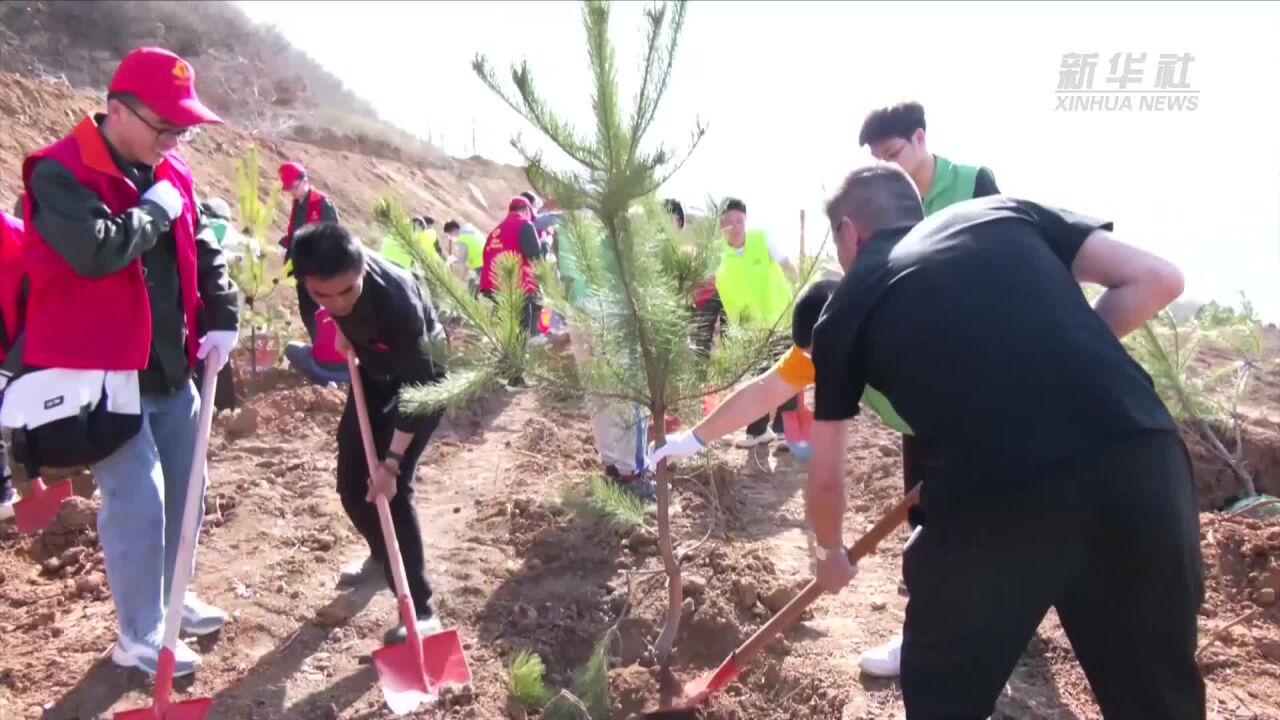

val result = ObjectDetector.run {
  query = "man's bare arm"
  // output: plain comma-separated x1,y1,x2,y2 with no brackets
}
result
694,368,799,442
805,419,848,550
1071,229,1184,338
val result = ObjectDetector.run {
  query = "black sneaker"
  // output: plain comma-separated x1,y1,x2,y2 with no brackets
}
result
0,484,15,522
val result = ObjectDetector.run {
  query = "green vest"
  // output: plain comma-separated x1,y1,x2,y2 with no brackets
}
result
922,155,982,217
458,232,484,271
382,229,439,270
715,230,791,329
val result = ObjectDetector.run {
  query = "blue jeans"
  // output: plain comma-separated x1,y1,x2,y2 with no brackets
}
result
91,381,203,645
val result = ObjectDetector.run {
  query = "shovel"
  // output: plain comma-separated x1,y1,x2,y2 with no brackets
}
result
346,351,470,715
779,399,814,461
640,484,922,719
13,473,73,534
115,350,222,720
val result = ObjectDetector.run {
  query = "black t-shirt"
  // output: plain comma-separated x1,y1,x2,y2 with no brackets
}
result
811,195,1176,515
335,252,446,432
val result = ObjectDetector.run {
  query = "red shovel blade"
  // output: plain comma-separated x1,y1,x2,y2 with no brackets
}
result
780,404,813,446
14,477,73,534
680,653,739,706
113,698,212,720
371,627,470,715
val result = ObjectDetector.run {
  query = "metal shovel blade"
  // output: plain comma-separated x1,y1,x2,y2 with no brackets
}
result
113,698,212,720
14,477,73,533
371,627,470,716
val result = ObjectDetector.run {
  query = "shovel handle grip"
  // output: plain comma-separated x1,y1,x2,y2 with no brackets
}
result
727,485,921,668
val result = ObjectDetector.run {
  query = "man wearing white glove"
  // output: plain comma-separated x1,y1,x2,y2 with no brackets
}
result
646,280,913,471
20,47,239,678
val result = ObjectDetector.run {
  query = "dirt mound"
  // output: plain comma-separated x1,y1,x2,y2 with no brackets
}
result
1198,513,1280,676
27,497,98,565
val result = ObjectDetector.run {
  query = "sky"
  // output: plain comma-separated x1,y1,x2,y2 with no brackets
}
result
236,0,1280,322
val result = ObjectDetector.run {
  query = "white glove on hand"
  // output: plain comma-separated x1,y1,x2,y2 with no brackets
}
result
645,429,707,471
197,330,238,372
141,180,184,221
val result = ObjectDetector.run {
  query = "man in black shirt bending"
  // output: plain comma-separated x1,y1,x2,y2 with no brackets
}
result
806,164,1203,719
290,223,447,645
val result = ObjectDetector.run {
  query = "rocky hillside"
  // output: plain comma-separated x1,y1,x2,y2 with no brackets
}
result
0,1,528,234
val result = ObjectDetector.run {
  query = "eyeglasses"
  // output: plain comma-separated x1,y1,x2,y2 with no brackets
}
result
120,101,200,142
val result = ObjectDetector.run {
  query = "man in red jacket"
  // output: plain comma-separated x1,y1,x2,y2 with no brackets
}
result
9,47,239,678
481,195,543,357
279,161,338,342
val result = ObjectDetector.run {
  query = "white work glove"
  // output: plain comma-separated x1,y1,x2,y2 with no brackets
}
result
197,330,238,372
645,429,707,471
141,180,184,221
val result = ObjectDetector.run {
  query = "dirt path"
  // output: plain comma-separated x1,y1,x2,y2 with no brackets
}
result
2,372,1279,720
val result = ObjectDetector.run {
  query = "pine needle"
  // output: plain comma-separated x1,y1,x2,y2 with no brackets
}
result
507,649,556,709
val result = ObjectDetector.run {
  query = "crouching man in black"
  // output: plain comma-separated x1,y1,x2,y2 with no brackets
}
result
289,222,446,644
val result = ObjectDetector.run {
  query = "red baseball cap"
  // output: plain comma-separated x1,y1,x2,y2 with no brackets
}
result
279,161,307,189
508,196,533,213
108,47,223,127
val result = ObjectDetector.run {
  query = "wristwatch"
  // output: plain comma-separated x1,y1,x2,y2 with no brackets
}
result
385,449,404,466
814,543,846,562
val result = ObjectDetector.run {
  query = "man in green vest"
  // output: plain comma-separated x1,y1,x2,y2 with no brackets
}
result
853,100,1001,680
444,220,483,290
859,101,1000,214
715,197,799,449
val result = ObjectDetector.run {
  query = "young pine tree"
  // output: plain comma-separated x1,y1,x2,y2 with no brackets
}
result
390,0,807,667
227,144,285,373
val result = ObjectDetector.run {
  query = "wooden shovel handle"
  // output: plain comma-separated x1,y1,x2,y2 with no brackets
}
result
729,484,921,666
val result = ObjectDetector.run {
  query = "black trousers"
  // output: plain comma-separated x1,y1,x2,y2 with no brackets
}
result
336,372,441,617
297,282,320,343
745,343,797,437
692,290,725,357
480,289,540,335
900,431,1205,720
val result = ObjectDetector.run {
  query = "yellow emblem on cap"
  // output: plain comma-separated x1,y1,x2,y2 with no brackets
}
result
172,60,191,85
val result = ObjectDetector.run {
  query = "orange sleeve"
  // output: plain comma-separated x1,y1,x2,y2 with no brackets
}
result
773,345,815,388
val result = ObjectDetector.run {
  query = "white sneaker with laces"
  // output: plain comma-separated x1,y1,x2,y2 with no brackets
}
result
111,633,201,677
858,632,902,678
180,592,228,636
733,429,776,449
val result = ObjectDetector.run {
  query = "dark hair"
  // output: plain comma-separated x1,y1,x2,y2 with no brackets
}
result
722,197,746,216
290,223,365,280
663,198,685,229
13,197,21,217
858,101,926,147
443,220,461,234
422,215,435,227
792,279,840,348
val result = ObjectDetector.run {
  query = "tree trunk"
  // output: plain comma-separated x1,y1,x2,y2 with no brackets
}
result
652,458,683,667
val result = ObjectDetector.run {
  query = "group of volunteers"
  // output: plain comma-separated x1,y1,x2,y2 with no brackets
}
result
0,44,1207,720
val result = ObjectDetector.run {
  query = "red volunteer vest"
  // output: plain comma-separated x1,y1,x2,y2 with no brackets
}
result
480,212,537,294
20,117,203,371
0,209,26,363
284,189,329,249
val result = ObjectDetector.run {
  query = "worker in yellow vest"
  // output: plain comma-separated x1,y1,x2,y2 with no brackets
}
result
444,220,484,290
714,197,798,449
382,216,441,272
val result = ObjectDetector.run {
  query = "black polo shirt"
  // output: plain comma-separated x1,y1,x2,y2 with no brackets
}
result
811,195,1176,516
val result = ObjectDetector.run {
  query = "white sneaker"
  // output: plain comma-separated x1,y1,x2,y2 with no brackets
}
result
180,592,228,636
858,632,902,678
0,486,15,522
111,633,201,677
733,429,775,449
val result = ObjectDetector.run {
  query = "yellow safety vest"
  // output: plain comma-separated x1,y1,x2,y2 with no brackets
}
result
458,232,484,271
714,230,791,329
